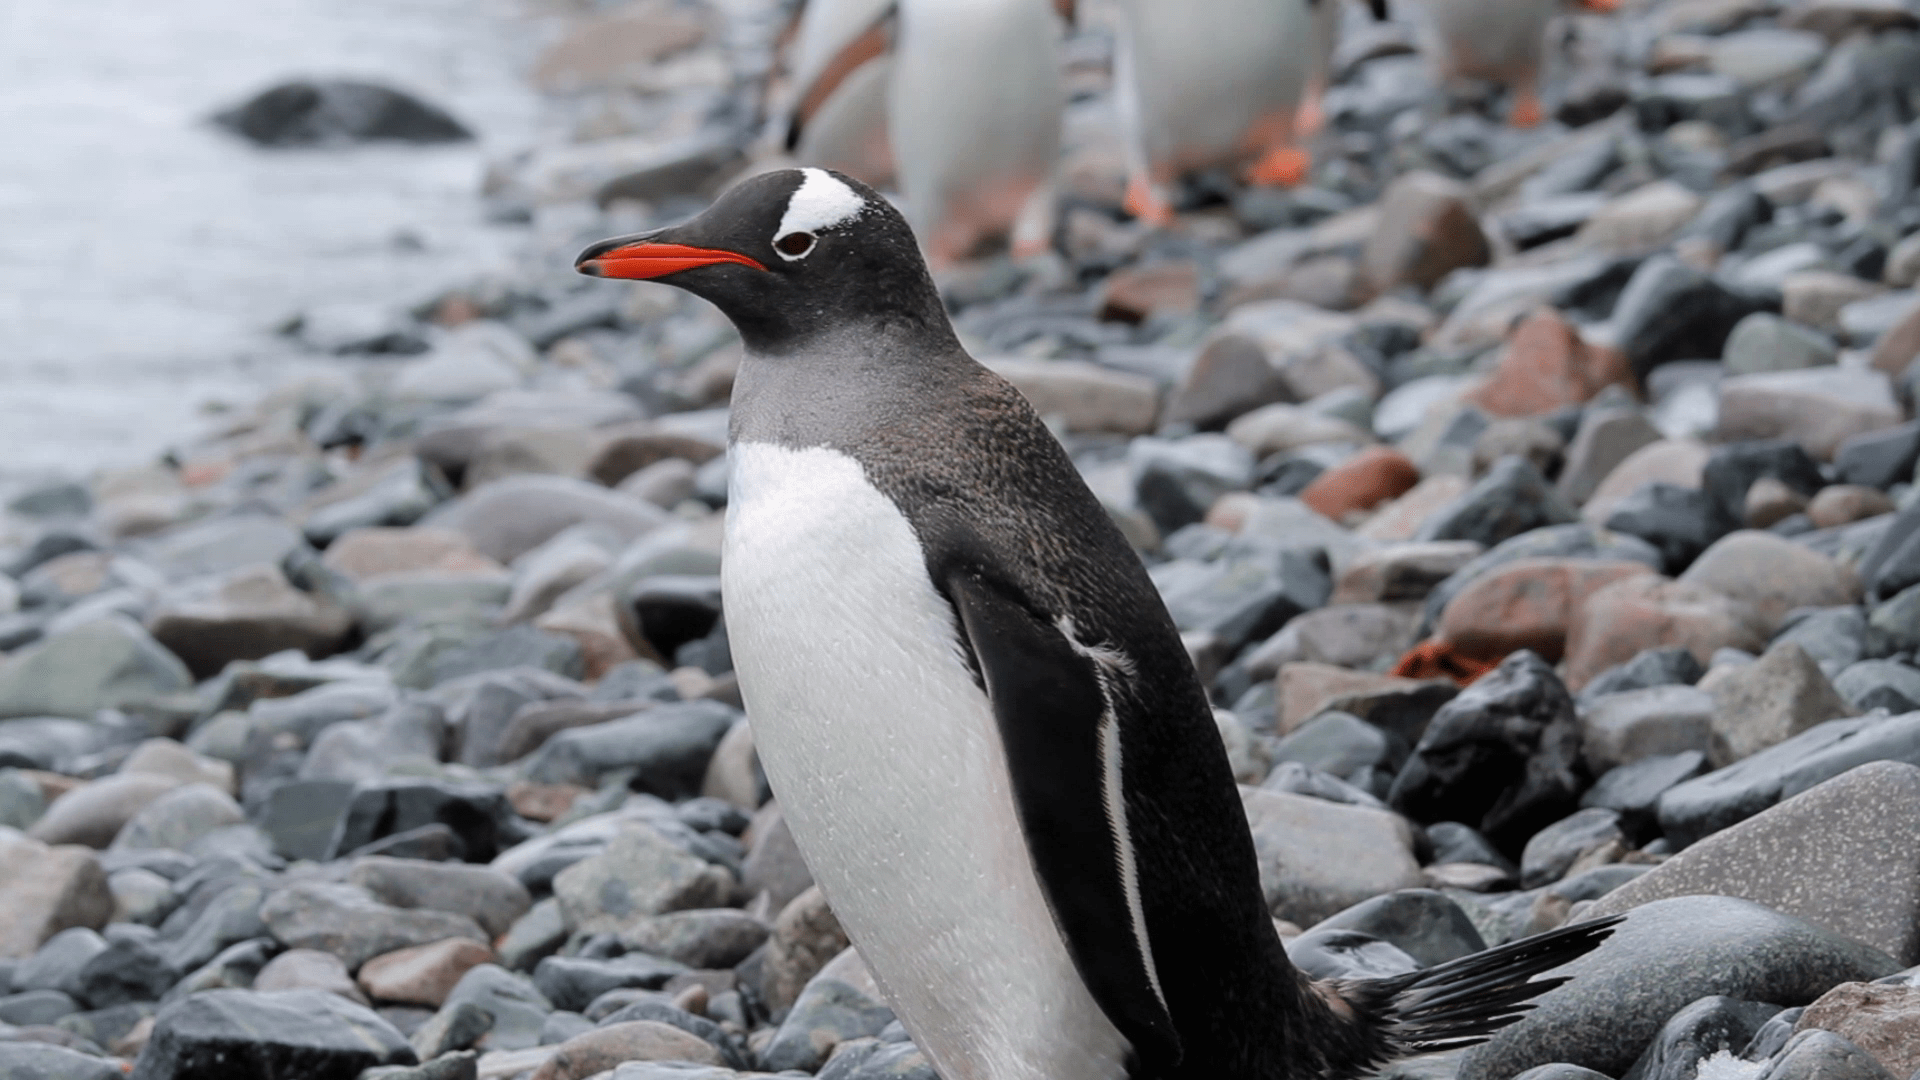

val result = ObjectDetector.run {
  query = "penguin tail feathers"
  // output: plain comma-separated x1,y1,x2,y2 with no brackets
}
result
1323,914,1623,1070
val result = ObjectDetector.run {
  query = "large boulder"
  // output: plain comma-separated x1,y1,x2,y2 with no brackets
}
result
212,79,471,146
1457,896,1901,1080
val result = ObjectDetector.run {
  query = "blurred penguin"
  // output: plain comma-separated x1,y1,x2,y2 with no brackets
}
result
1116,0,1388,226
1415,0,1620,128
780,0,899,186
781,0,1071,267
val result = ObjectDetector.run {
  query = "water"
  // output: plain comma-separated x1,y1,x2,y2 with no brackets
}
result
0,0,545,478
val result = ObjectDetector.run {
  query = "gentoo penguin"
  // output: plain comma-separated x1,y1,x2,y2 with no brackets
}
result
1116,0,1385,225
577,166,1618,1080
1415,0,1620,127
781,0,1068,266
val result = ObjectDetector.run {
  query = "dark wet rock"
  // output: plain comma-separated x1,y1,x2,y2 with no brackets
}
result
1128,435,1255,534
1859,500,1920,603
258,882,486,972
1835,421,1920,489
1579,647,1706,704
1619,996,1784,1080
1388,652,1585,856
1703,440,1827,537
1775,608,1873,680
212,79,470,146
324,778,519,863
1581,685,1716,774
1608,257,1766,382
1415,456,1577,550
72,927,177,1007
1595,762,1920,965
162,937,276,1002
1151,553,1331,656
408,999,493,1059
617,575,721,662
521,700,739,795
496,898,567,974
1457,896,1900,1080
130,987,415,1079
1605,483,1722,572
1262,761,1387,808
531,955,688,1013
1306,889,1486,968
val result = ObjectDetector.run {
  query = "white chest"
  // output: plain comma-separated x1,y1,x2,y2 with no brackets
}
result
722,440,1130,1080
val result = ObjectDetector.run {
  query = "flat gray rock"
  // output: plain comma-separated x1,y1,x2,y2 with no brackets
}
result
1456,896,1900,1080
1589,762,1920,964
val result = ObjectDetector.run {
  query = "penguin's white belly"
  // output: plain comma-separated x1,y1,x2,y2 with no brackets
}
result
723,441,1132,1080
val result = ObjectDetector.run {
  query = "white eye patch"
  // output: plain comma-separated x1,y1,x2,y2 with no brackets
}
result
773,168,865,259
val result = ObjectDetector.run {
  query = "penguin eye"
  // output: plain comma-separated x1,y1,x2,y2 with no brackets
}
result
774,231,817,259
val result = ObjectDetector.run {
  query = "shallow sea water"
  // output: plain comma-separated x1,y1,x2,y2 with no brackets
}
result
0,0,543,479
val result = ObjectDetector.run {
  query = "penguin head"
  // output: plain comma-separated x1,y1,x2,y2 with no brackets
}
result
576,167,948,352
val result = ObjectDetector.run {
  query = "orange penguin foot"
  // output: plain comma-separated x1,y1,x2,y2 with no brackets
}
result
1247,145,1312,188
1123,177,1175,226
1509,94,1545,129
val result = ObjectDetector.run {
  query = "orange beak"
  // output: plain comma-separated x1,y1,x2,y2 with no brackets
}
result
575,240,767,279
1579,0,1619,11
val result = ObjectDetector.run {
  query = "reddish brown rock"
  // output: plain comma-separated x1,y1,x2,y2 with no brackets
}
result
0,831,111,957
1300,447,1421,522
358,938,494,1007
1099,260,1201,323
1795,982,1920,1076
1807,484,1897,528
1356,475,1472,542
1466,309,1637,418
1563,576,1769,690
1361,171,1490,293
507,781,586,824
321,527,502,582
1438,557,1659,663
1870,297,1920,375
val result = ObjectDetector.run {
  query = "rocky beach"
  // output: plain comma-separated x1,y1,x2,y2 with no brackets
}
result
3,0,1920,1078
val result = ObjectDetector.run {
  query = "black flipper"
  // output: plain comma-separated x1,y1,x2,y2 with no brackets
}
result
1317,915,1624,1077
1368,0,1391,20
945,570,1182,1073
